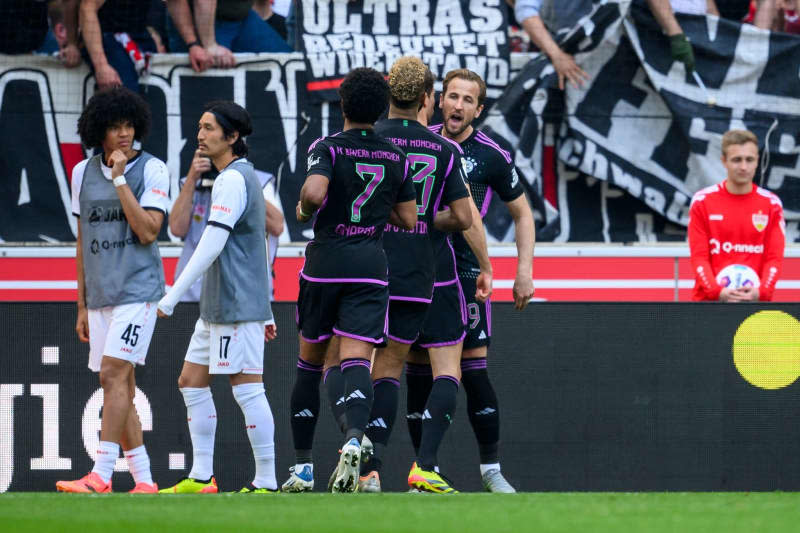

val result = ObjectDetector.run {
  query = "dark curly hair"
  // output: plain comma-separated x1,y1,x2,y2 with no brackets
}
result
339,68,389,125
77,87,151,149
203,100,252,157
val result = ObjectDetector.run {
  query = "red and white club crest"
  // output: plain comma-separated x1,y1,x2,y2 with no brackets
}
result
752,211,768,232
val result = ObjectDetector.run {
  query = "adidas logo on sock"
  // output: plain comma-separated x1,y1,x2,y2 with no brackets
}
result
478,330,487,340
293,409,314,418
367,418,387,429
421,409,432,420
336,396,345,405
475,407,497,415
406,412,423,420
346,390,366,401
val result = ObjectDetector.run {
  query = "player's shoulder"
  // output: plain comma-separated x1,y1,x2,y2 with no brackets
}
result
428,123,443,135
690,183,723,205
472,129,513,165
755,186,783,208
216,165,246,187
142,154,168,175
436,131,464,155
307,131,342,153
72,157,92,177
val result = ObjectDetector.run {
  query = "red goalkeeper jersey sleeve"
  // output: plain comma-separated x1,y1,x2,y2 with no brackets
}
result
688,182,785,301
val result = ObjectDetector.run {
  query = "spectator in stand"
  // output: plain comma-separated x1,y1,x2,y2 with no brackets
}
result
515,0,698,89
741,0,800,31
165,0,213,71
2,0,80,66
79,0,160,92
254,0,287,41
688,129,785,302
166,0,291,71
146,0,169,53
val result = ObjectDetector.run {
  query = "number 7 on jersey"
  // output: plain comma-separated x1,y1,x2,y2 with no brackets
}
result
351,163,385,223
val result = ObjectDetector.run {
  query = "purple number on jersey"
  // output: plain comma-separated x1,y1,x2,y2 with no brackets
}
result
351,163,386,223
407,153,438,216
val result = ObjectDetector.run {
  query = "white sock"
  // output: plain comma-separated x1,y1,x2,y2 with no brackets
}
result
480,463,501,476
124,445,153,485
92,441,119,483
232,383,276,490
180,387,217,481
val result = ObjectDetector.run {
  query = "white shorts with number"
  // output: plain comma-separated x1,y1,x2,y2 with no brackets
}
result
184,318,265,375
88,301,158,372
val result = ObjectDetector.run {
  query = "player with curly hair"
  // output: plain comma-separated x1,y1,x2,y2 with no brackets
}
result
287,67,418,493
56,87,169,494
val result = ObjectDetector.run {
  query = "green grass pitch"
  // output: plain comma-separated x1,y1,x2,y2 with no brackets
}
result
3,493,800,532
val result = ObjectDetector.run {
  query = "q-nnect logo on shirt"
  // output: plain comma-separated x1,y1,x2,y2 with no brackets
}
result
90,237,137,255
709,239,764,255
88,206,127,227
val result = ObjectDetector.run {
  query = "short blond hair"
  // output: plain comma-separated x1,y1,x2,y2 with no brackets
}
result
442,69,487,107
722,129,758,157
388,56,432,109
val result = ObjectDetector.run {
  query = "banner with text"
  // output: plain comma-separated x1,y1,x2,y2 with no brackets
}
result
298,0,511,100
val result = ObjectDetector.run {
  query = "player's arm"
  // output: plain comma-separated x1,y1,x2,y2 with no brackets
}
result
170,151,211,238
433,197,472,232
755,202,786,302
265,199,284,237
460,193,493,303
80,0,123,90
297,174,328,222
507,194,535,310
71,163,89,342
108,151,165,244
389,200,418,230
688,199,725,301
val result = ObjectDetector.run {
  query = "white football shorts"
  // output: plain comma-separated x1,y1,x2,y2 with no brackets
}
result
87,301,158,372
184,318,265,375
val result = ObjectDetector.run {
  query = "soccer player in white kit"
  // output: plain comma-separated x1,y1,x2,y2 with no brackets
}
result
56,87,170,494
157,101,279,493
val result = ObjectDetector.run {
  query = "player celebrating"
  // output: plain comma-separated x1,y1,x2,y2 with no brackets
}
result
429,69,536,493
689,129,785,301
57,87,169,494
352,57,474,493
293,67,417,493
157,101,279,493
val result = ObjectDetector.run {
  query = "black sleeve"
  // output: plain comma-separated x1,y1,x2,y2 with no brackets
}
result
491,158,524,203
440,150,470,205
396,157,417,203
306,140,334,180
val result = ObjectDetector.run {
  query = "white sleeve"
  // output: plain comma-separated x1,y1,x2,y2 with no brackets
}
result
207,169,247,231
71,160,89,217
140,158,171,213
158,224,229,315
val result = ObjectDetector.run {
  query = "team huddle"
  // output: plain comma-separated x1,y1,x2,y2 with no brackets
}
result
55,56,535,494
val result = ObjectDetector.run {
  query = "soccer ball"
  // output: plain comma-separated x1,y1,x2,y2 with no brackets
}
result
716,264,760,289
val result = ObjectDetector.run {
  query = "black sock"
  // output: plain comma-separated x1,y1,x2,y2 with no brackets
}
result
341,358,373,442
418,376,459,470
290,358,323,464
363,377,400,473
461,359,500,464
406,362,433,455
324,365,347,434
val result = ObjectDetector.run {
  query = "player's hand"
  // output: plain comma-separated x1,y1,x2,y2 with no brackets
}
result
296,201,312,222
59,43,82,68
157,299,174,318
189,45,213,72
108,150,128,179
187,150,212,181
207,43,236,69
76,307,90,343
264,322,277,342
551,50,589,90
95,63,122,90
512,274,535,310
736,285,760,302
719,287,746,302
475,271,493,303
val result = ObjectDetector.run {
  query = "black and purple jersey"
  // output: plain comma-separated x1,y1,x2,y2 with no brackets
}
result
428,125,525,274
302,129,416,284
375,118,469,301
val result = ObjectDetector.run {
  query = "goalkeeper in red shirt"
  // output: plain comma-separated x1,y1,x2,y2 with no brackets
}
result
688,129,786,302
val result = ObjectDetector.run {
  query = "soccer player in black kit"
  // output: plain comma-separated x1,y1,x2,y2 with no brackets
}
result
428,69,535,493
293,67,418,493
354,56,474,493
